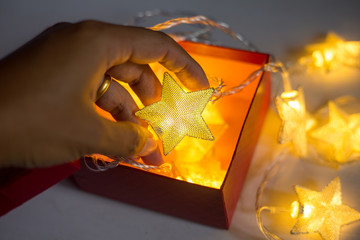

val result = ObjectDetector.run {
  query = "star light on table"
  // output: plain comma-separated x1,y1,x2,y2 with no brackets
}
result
275,88,315,156
299,32,360,71
135,72,215,155
290,177,360,240
310,101,360,163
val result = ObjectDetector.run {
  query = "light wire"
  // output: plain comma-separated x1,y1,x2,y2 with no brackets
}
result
255,146,290,240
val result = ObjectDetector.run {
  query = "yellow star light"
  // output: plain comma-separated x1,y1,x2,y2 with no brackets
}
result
299,32,360,71
311,102,356,163
135,72,214,155
290,177,360,240
275,88,314,156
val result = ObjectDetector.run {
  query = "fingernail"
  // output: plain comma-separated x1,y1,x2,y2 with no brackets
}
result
138,137,157,156
142,148,164,166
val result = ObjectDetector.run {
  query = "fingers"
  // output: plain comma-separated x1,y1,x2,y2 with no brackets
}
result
107,62,162,106
84,116,157,158
96,80,141,125
141,148,163,166
105,25,209,91
96,80,163,165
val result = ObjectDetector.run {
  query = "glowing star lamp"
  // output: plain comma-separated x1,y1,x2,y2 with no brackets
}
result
310,101,360,163
299,32,360,71
290,177,360,240
135,72,215,155
275,87,315,156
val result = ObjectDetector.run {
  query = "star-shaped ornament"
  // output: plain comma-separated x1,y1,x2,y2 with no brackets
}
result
301,32,360,70
136,72,214,155
311,102,360,163
305,32,345,53
275,88,315,156
291,177,360,240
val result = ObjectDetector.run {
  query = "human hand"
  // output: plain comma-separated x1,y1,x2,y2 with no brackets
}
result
0,20,208,168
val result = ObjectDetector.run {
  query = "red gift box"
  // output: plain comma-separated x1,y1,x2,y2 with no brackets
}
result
72,42,271,229
0,161,80,216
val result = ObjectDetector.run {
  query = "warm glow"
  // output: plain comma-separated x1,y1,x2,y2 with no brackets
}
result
136,72,214,155
312,49,336,69
324,50,335,62
291,178,360,240
170,102,228,188
276,88,309,156
288,100,300,111
281,90,298,99
312,50,325,67
311,102,360,163
300,32,360,71
343,42,360,55
290,201,300,219
94,74,227,188
290,201,314,219
174,104,226,162
302,204,314,218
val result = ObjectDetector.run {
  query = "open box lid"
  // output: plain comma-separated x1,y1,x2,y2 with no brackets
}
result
0,161,80,216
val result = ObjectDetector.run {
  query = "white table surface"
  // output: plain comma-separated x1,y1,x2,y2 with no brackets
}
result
1,1,360,239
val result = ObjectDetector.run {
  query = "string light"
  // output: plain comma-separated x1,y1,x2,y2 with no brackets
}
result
88,13,360,239
141,13,360,240
83,154,172,175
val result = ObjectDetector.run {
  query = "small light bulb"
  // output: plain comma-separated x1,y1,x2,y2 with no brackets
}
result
291,201,300,219
324,50,335,62
312,50,324,67
302,204,314,218
288,100,301,111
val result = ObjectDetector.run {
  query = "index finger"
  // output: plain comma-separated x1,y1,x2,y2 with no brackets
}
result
105,25,209,90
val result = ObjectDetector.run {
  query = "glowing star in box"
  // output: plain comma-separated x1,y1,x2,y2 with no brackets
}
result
290,177,360,240
311,101,360,163
136,72,215,155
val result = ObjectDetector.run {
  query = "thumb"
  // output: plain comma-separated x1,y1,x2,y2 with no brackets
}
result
84,116,157,158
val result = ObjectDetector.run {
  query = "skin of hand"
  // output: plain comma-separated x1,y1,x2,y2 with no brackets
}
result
0,20,209,168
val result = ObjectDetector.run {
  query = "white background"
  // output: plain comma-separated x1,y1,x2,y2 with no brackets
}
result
1,0,360,239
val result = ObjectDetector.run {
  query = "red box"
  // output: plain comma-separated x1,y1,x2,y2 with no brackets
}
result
0,161,80,216
72,42,271,229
